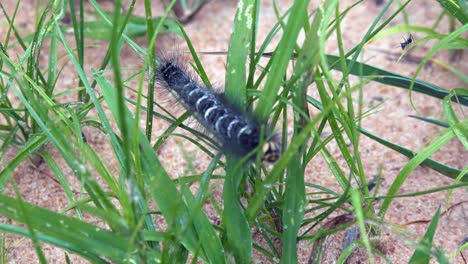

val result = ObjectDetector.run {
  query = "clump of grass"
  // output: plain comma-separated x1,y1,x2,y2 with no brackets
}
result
0,0,466,263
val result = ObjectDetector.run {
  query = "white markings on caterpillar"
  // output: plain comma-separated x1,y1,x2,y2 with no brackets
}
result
154,53,280,162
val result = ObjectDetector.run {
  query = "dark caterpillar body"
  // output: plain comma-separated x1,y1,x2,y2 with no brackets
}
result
155,56,279,162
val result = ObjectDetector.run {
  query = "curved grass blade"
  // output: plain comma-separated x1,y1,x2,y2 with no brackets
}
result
281,0,330,260
0,194,132,262
307,95,466,181
408,207,448,264
443,88,468,150
408,115,449,128
95,73,213,261
223,156,252,263
379,129,457,216
326,54,468,106
182,186,226,264
225,0,258,108
408,24,468,106
255,0,311,122
437,0,468,24
64,12,181,40
221,1,260,262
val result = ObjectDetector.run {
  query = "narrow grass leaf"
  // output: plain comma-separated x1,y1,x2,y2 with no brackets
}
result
0,194,132,262
408,115,449,128
95,73,205,260
280,1,326,259
223,157,252,263
408,24,468,102
0,135,47,190
39,151,82,219
408,207,448,264
379,129,456,216
437,0,468,24
182,186,226,264
0,224,107,264
66,13,181,40
282,155,305,264
255,0,310,122
326,54,468,106
443,88,468,150
350,188,374,263
225,0,257,108
359,127,467,181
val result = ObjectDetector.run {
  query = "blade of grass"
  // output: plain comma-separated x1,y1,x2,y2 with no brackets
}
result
223,156,252,262
359,127,467,181
95,72,208,261
443,88,468,150
182,186,226,264
254,0,311,123
225,0,258,108
281,0,328,260
408,23,468,107
379,129,457,216
0,194,132,262
437,0,468,24
326,54,468,106
350,188,374,263
221,1,259,262
408,207,446,264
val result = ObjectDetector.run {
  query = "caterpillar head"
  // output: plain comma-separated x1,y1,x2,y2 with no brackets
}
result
261,139,281,163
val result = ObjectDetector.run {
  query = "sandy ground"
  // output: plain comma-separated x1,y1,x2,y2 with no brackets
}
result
0,0,467,263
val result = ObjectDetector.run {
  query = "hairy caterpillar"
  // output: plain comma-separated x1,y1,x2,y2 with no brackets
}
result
154,54,280,162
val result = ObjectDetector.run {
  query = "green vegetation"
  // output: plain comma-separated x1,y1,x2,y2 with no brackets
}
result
0,0,466,263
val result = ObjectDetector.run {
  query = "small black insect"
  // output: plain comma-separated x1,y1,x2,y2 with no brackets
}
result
375,0,385,6
81,132,87,143
400,34,413,50
154,54,280,162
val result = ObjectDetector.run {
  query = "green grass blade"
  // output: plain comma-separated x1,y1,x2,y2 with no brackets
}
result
443,88,468,150
350,189,374,263
255,0,310,122
408,115,449,128
408,24,468,102
408,207,448,264
379,129,456,216
0,194,132,262
0,135,47,190
359,127,467,181
437,0,468,24
281,155,305,264
39,151,82,219
74,15,181,40
223,157,252,263
94,72,205,260
220,2,261,260
225,0,257,108
281,1,331,260
182,186,226,264
326,54,468,106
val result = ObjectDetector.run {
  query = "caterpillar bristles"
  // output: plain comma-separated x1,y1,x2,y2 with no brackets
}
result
154,52,280,162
